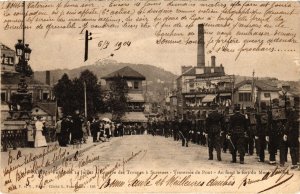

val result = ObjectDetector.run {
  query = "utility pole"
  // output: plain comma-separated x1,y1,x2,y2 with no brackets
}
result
251,70,255,108
84,81,87,118
84,30,92,61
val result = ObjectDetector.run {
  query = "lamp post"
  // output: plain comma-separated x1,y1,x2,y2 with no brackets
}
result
11,1,33,119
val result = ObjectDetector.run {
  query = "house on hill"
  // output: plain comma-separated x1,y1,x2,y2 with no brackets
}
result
101,66,147,123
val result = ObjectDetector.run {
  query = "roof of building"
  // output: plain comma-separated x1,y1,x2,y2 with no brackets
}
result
0,42,14,51
1,73,47,86
32,101,57,116
102,66,146,80
235,80,280,91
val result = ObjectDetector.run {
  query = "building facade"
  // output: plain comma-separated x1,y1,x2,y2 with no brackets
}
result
101,66,147,123
1,43,55,123
176,24,234,118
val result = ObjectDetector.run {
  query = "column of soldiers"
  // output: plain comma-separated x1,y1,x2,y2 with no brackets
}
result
156,103,299,168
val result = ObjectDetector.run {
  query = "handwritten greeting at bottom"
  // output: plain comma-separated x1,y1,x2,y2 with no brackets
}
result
1,136,299,193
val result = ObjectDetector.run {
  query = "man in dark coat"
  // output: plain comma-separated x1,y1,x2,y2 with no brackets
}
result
180,115,191,147
71,110,84,144
172,117,179,141
254,109,268,162
244,108,255,156
60,116,72,147
227,105,248,164
204,104,224,161
90,117,100,142
283,108,299,169
266,106,287,165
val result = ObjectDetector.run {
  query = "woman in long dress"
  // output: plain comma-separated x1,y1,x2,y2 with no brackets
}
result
34,116,48,147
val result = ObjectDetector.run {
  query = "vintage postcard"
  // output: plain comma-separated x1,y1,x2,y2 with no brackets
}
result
1,0,300,193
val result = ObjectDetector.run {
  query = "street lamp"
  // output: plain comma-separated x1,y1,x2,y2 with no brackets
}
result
24,44,32,61
15,39,24,57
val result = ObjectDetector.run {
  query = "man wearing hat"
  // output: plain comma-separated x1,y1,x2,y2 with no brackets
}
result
266,105,287,165
244,107,255,156
204,104,224,161
283,107,299,169
91,117,100,142
172,116,179,141
180,114,191,147
227,104,248,164
254,108,268,162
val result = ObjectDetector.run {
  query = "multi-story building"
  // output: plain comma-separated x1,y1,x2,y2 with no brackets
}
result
1,43,56,124
234,79,299,111
176,24,234,118
102,66,147,123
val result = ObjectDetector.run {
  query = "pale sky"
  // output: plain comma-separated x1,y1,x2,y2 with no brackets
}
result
1,1,300,81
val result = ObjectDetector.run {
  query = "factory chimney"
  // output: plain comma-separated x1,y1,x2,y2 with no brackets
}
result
46,70,50,85
211,56,216,67
197,24,205,67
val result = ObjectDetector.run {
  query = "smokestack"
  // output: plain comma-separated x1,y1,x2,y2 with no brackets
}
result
46,71,50,85
211,56,216,67
197,24,205,67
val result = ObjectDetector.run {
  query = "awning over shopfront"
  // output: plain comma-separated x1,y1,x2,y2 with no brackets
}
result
219,93,231,97
122,112,147,122
202,94,216,103
128,93,145,102
98,113,113,120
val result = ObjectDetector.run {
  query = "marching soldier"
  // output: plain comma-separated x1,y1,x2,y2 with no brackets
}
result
254,109,268,162
222,107,230,153
244,107,255,156
227,105,248,164
204,104,224,161
283,107,299,169
266,105,287,165
180,114,191,147
172,116,179,141
199,112,207,146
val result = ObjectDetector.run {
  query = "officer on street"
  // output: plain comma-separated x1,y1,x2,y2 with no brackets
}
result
227,105,248,164
204,104,225,161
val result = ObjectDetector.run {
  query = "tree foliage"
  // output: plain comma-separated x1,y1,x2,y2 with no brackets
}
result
53,70,103,117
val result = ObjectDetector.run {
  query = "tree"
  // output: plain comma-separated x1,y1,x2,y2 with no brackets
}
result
78,70,103,117
53,70,103,117
53,73,76,116
106,75,129,121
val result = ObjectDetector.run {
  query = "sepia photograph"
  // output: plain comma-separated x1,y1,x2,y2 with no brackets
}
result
1,0,300,193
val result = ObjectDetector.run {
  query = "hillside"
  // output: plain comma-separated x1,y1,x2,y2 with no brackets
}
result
33,61,300,102
33,60,178,103
34,60,177,86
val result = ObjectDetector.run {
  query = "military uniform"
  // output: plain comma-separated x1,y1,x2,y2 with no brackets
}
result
228,109,248,164
244,110,255,155
199,113,207,146
283,109,299,168
254,111,268,162
172,118,179,141
222,111,231,153
266,107,287,165
180,116,191,147
205,110,224,161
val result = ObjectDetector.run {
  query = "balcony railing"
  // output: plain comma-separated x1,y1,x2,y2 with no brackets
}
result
1,127,57,152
